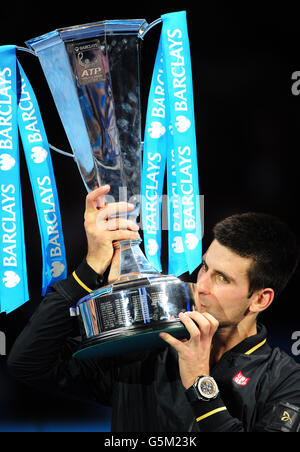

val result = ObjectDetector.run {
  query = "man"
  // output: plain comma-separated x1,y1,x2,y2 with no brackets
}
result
8,186,300,432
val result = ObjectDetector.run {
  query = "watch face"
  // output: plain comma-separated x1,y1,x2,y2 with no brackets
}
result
198,377,218,399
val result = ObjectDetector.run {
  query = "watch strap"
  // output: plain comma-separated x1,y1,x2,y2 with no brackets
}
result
185,384,200,404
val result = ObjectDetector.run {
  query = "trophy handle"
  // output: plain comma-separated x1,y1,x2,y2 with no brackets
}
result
138,18,162,40
17,46,74,159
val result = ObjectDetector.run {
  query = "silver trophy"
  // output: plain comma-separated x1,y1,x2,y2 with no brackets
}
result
25,19,196,359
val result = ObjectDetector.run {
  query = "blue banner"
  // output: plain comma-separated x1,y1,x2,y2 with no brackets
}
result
0,45,67,313
142,11,202,276
141,37,166,273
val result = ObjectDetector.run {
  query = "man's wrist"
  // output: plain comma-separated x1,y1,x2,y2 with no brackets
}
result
86,254,111,275
54,259,105,305
183,367,210,389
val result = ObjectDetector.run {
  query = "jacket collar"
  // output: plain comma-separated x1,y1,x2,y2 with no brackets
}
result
225,322,269,356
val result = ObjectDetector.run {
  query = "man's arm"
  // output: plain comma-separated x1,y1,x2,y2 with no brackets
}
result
8,185,140,405
7,260,117,405
159,311,245,432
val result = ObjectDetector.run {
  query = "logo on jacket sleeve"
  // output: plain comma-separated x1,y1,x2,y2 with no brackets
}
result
233,371,251,386
270,401,300,432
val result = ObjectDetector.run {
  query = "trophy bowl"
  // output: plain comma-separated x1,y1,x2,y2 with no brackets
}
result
26,17,197,359
73,274,196,359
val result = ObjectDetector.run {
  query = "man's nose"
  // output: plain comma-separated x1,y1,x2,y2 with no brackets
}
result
196,271,211,295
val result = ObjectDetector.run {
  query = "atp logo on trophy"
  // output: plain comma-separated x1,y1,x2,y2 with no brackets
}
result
73,40,106,86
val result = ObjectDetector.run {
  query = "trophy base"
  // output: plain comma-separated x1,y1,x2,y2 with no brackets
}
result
72,274,196,359
73,319,188,359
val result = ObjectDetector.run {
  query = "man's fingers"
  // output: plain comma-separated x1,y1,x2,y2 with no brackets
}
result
97,202,135,221
185,311,219,337
178,312,201,339
201,312,219,333
109,230,140,242
104,218,139,232
159,332,186,353
159,312,217,352
85,185,110,213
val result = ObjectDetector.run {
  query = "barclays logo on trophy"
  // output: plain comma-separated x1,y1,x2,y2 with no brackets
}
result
0,11,203,358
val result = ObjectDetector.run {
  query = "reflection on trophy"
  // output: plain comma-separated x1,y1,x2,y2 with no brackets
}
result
26,19,196,359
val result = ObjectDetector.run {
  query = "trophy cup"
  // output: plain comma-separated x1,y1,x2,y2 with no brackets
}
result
25,18,197,359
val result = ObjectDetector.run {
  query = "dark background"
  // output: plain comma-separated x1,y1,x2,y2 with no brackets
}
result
1,1,300,431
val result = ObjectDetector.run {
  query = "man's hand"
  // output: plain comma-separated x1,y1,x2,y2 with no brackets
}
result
84,185,140,275
159,311,219,389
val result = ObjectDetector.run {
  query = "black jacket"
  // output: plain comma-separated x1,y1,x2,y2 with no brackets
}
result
7,261,300,432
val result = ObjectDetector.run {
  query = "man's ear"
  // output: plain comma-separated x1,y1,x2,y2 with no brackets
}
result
249,288,274,314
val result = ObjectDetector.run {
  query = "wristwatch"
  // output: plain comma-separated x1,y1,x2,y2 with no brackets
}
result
185,375,219,403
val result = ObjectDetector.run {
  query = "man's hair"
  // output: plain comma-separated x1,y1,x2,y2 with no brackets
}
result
213,212,300,298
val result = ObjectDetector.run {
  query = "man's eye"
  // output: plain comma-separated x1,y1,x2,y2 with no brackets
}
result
200,263,208,272
216,273,229,283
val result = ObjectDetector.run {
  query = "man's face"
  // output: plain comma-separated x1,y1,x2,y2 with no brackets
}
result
195,239,254,327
